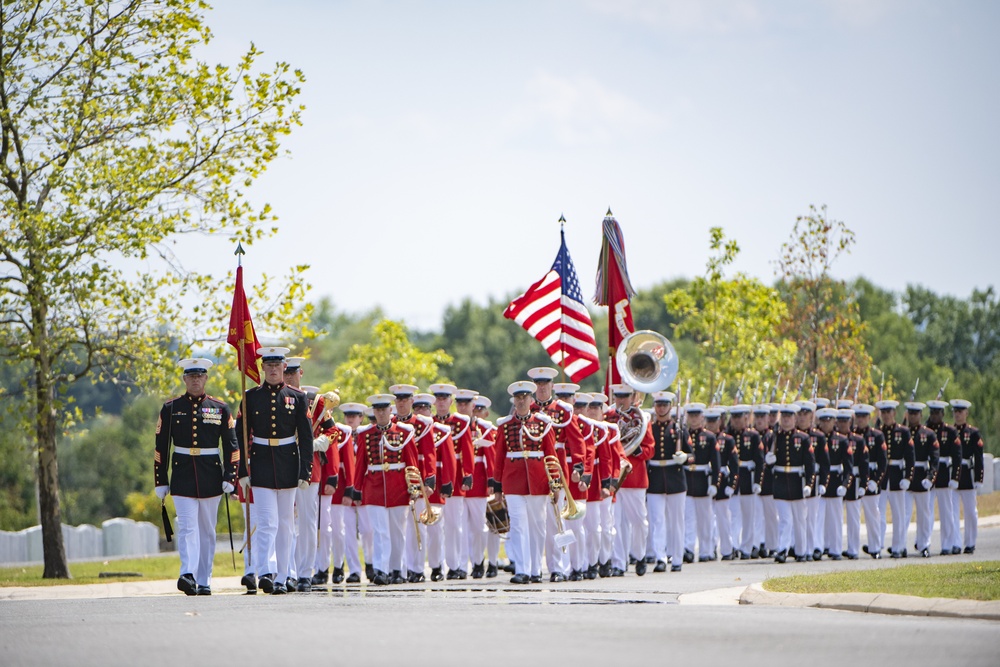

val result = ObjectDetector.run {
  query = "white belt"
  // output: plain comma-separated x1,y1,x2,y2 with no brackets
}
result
368,462,405,473
774,466,804,474
914,461,929,469
252,436,296,446
555,444,565,450
852,466,860,475
649,460,680,467
474,455,487,463
961,458,973,466
829,464,843,473
507,451,544,459
888,459,905,468
688,464,712,473
739,461,756,470
436,462,443,468
938,457,951,466
174,447,220,456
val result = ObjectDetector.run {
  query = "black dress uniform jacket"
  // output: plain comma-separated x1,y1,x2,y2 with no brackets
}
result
155,393,239,498
647,420,690,495
714,431,738,501
929,421,960,489
854,426,887,494
685,428,720,497
956,424,985,489
770,429,815,501
843,431,867,501
821,431,854,498
807,427,829,490
910,425,939,491
236,382,314,489
759,427,775,496
734,427,764,495
880,424,913,491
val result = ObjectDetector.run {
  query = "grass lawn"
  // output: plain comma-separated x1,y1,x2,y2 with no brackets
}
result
764,561,1000,601
0,551,245,587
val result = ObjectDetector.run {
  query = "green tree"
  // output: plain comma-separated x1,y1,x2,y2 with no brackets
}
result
333,320,453,403
0,0,306,577
776,205,874,398
665,228,796,403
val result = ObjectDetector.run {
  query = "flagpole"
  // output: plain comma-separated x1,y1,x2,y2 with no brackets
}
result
558,215,567,385
235,243,253,574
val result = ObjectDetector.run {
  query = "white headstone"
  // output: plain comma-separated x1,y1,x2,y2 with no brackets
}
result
982,453,994,495
0,529,29,564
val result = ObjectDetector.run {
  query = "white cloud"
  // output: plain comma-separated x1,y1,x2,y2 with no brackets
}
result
503,71,664,147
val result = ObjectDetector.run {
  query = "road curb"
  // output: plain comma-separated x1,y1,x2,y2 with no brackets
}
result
740,582,1000,621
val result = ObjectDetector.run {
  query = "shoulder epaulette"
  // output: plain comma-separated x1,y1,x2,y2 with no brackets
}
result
535,412,553,424
356,423,375,435
496,415,514,426
397,422,415,433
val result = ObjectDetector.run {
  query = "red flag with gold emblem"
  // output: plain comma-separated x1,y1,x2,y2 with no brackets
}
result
227,265,261,384
594,209,636,390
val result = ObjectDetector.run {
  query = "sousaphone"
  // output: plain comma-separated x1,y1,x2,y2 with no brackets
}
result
616,330,679,457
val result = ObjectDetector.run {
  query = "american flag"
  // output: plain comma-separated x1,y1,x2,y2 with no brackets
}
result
503,229,601,382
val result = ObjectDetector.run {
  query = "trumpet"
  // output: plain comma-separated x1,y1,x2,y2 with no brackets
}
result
404,466,442,551
545,456,587,519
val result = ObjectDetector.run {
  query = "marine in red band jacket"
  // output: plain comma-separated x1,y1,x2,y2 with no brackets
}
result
492,412,557,495
353,421,420,507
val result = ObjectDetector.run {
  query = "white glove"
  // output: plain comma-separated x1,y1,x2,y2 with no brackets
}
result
708,485,717,497
313,435,331,453
155,485,169,500
724,485,734,497
836,485,846,497
975,482,983,491
899,479,910,491
752,483,761,495
803,485,812,498
222,481,235,494
867,480,878,493
239,476,251,493
765,452,776,465
858,487,865,498
921,478,932,490
673,450,689,464
817,485,827,496
298,479,310,491
948,479,959,490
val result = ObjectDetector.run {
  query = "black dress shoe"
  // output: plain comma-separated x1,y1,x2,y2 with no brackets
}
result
257,573,275,594
952,546,962,555
920,548,930,558
901,549,907,558
891,551,901,559
721,553,734,561
645,555,656,564
788,547,797,558
331,567,344,584
964,546,975,554
296,578,312,592
407,572,425,583
872,552,881,560
610,567,625,577
750,546,760,559
177,573,198,596
598,561,612,578
471,561,485,579
272,580,287,595
365,564,375,582
774,550,787,564
940,550,951,557
585,565,598,579
568,570,583,581
241,573,258,594
486,564,498,578
390,570,406,585
653,560,667,573
431,567,444,582
456,569,468,579
812,549,823,561
829,554,842,561
698,556,712,563
311,569,329,586
739,551,751,561
635,560,647,576
345,572,361,583
628,556,637,565
683,549,694,564
845,553,858,560
372,570,390,585
550,572,567,582
795,556,808,562
671,564,682,572
503,561,516,573
510,574,529,584
196,585,211,595
862,544,870,554
529,575,542,583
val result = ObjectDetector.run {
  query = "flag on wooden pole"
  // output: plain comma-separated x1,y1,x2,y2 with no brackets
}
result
227,264,261,384
594,209,636,388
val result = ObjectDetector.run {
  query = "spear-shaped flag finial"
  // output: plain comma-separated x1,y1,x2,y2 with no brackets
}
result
606,207,613,217
559,214,566,229
234,241,246,266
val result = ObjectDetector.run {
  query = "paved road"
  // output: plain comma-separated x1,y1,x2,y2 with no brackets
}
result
2,525,999,666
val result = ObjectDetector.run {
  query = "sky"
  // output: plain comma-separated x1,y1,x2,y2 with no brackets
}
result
184,0,1000,331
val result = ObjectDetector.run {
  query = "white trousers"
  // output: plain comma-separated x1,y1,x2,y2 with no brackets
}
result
713,499,733,556
912,491,933,551
776,498,807,554
566,500,588,571
690,496,713,558
240,501,256,576
887,490,908,554
444,496,467,571
646,494,668,562
761,495,778,553
340,506,363,574
933,487,958,552
315,494,334,573
730,495,742,551
546,490,570,575
878,491,889,546
404,498,427,575
506,494,547,576
487,530,501,566
845,499,861,556
957,489,978,548
614,488,648,566
738,494,756,554
753,495,765,546
821,496,843,554
426,504,446,568
364,505,408,574
684,496,696,552
357,503,374,565
251,486,296,583
294,482,320,580
584,497,614,565
861,494,884,553
173,495,221,587
806,495,823,554
465,497,489,566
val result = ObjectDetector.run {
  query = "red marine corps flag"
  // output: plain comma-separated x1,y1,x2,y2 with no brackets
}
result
594,209,636,390
227,246,261,384
504,218,600,382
